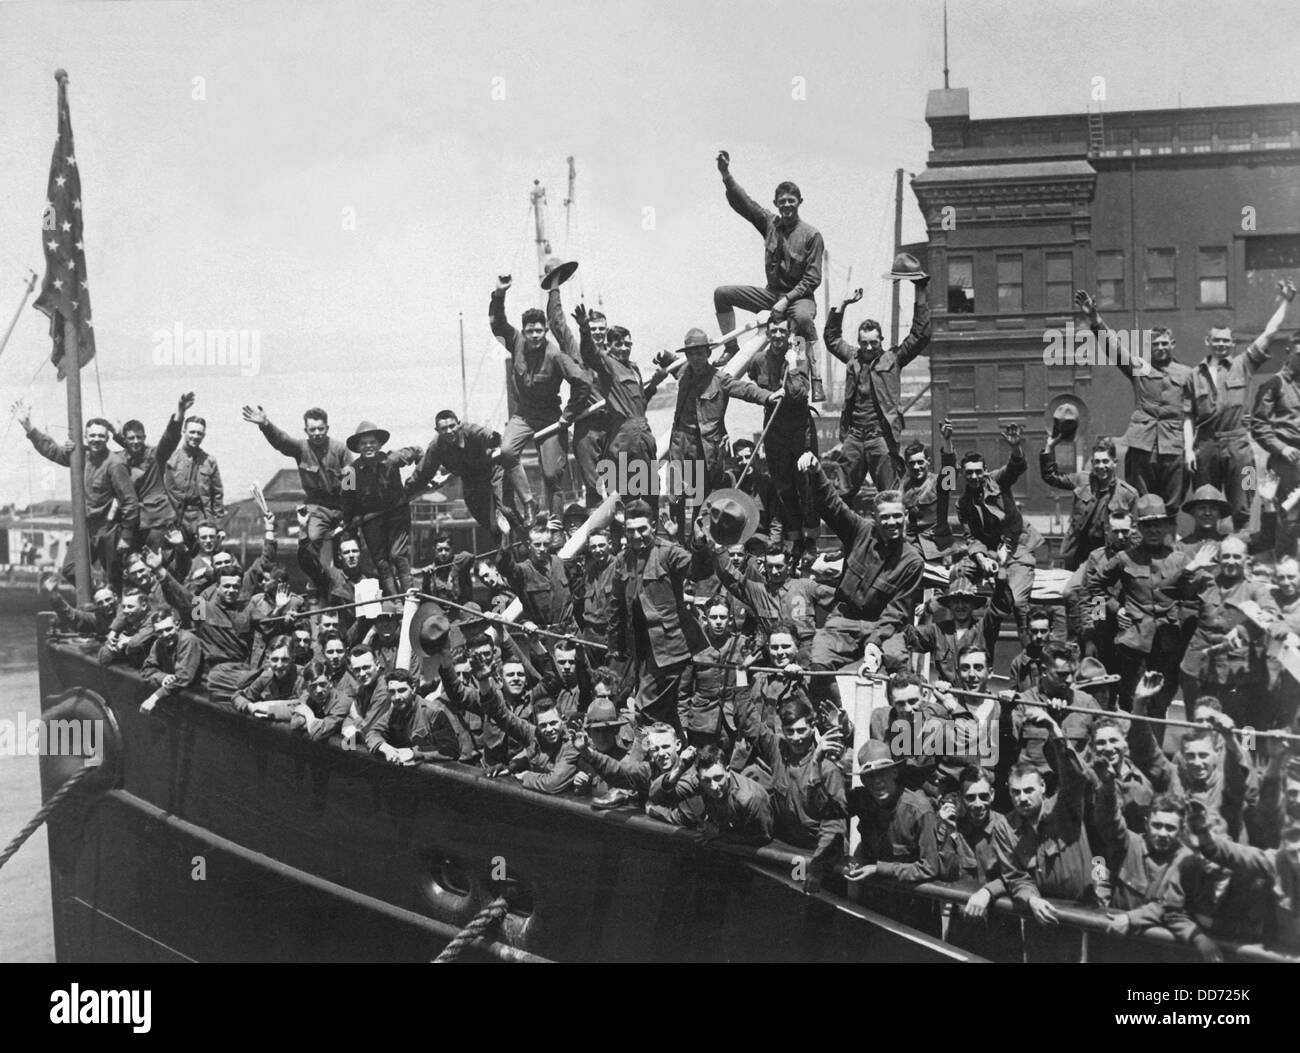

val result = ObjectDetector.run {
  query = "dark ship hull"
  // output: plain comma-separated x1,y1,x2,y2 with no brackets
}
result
35,616,978,963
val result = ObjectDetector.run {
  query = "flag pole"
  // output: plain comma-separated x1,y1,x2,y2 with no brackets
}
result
53,70,92,604
0,272,38,361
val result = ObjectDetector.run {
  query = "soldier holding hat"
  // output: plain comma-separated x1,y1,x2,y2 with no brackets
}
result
340,420,422,596
545,263,609,508
824,264,932,497
490,274,592,520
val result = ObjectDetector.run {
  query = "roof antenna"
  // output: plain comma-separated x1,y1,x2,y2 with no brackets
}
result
942,0,950,89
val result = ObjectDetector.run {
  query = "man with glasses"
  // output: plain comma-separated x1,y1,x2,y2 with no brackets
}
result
490,274,591,521
1040,434,1138,571
824,278,932,498
1078,290,1194,508
406,411,510,539
713,150,825,400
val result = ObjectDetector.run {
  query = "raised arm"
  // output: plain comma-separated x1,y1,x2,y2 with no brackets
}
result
717,151,771,236
1247,278,1296,356
823,289,862,365
895,280,932,367
546,286,580,362
801,456,867,546
489,276,518,348
25,424,73,467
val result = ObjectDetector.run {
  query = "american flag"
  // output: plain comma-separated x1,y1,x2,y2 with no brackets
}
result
33,70,95,379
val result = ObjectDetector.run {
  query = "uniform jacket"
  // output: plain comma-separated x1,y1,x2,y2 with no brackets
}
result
165,443,225,528
257,421,352,509
608,538,694,667
722,174,823,301
826,294,931,449
1038,454,1138,571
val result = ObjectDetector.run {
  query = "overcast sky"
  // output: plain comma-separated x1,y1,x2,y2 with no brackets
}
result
0,0,1293,506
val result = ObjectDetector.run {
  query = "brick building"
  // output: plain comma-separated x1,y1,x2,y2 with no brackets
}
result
911,88,1300,536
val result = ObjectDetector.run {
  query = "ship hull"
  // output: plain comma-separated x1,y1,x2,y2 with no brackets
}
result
36,617,977,963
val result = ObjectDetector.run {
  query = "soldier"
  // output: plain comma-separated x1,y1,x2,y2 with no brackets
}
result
405,410,511,540
339,420,421,596
1251,331,1300,507
242,404,352,567
713,150,825,399
1039,433,1138,572
490,274,591,520
952,422,1042,639
165,409,225,543
823,269,932,496
113,391,189,549
545,263,608,508
1076,291,1191,508
22,409,138,590
1184,278,1295,529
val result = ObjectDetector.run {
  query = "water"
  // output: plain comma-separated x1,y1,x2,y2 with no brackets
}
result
0,610,55,962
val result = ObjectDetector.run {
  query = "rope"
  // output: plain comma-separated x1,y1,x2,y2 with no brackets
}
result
433,894,511,963
91,350,105,416
0,765,95,873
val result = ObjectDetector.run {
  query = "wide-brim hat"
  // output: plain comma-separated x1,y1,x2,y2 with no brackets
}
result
1181,484,1233,518
346,420,391,452
855,739,902,776
882,251,927,282
408,599,451,657
584,698,627,729
936,577,989,607
1133,494,1174,522
1050,402,1080,443
704,488,760,547
540,257,579,290
670,327,714,356
1076,656,1121,688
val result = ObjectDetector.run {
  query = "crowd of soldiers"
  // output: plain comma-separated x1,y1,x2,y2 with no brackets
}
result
21,153,1300,962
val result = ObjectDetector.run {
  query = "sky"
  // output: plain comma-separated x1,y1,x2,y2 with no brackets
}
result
0,0,1295,507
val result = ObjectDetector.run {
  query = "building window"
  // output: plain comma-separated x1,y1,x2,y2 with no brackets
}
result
1045,252,1073,311
997,364,1024,409
1197,247,1228,307
1096,251,1125,309
1245,234,1300,272
996,255,1023,313
1144,248,1177,309
948,367,975,411
947,256,975,313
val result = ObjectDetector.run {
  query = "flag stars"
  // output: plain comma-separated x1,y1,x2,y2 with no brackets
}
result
46,240,58,252
65,259,75,269
61,221,71,232
55,175,67,188
72,199,81,210
65,156,76,167
53,279,63,291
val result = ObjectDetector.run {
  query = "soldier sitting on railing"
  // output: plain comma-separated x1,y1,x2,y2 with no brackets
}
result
41,574,117,640
232,636,303,718
283,660,351,742
643,729,706,828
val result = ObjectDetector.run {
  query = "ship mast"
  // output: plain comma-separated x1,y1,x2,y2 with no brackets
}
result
530,179,551,309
